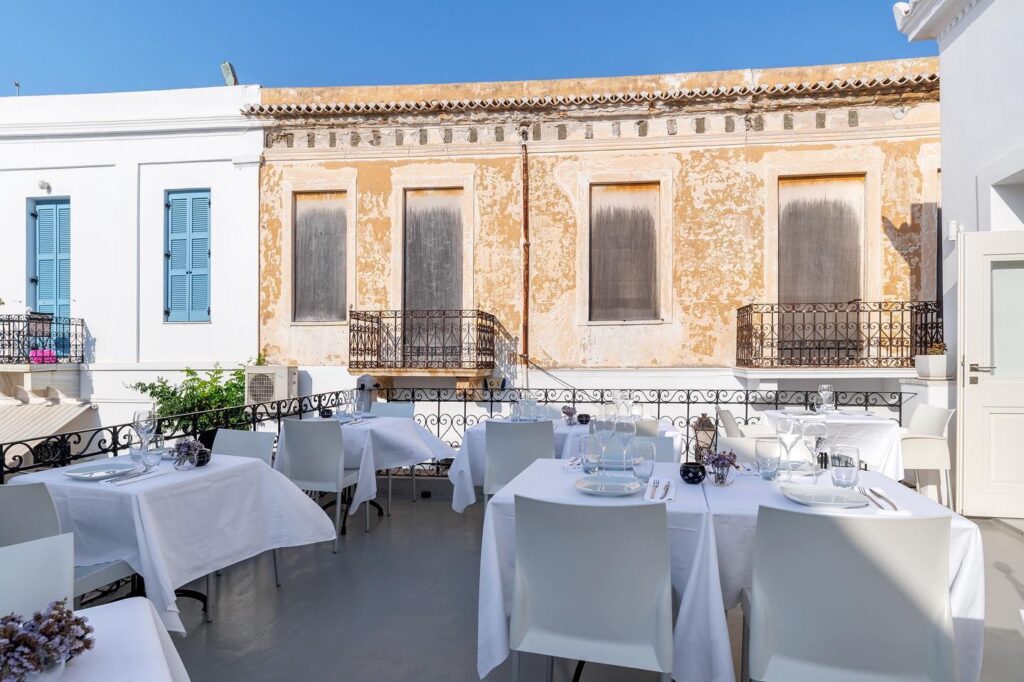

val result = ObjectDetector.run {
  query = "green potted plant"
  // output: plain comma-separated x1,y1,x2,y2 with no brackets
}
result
914,341,952,379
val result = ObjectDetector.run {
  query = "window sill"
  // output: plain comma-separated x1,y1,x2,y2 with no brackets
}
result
291,320,349,327
163,321,212,325
579,318,670,327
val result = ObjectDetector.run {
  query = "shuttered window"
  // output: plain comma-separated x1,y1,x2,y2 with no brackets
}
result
293,192,347,321
589,183,659,321
165,190,211,322
403,189,463,311
33,199,71,318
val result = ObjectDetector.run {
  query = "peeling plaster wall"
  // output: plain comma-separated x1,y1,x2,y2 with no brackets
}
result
256,60,940,375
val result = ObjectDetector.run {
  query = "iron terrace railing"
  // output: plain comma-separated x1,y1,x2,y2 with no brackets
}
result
736,300,943,369
0,313,86,364
0,387,907,483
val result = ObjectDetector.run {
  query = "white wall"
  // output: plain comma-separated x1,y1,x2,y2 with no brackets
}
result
0,86,264,423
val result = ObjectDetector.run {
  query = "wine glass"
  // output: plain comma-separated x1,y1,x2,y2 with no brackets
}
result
132,407,157,455
612,417,637,474
817,384,835,413
802,421,829,471
592,404,618,469
775,417,803,482
630,402,645,420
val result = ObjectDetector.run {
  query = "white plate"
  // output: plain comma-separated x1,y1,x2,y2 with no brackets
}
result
575,475,644,497
63,461,139,481
780,484,868,508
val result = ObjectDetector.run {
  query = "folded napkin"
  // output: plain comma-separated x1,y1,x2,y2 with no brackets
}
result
645,477,675,502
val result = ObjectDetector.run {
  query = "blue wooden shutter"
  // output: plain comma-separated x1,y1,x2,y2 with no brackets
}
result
188,194,210,321
34,203,57,315
165,191,211,322
56,202,71,319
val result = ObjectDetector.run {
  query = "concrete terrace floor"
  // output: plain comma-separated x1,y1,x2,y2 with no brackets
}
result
161,477,1024,682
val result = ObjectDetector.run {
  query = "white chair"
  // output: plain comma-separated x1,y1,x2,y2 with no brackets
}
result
901,405,955,506
280,419,362,550
211,428,282,584
742,507,954,682
635,418,660,437
0,482,135,605
716,407,742,437
632,435,676,463
212,428,276,466
369,401,415,418
510,496,672,681
0,534,74,617
483,421,554,500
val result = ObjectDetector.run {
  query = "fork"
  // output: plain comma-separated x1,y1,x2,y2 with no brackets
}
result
858,486,883,510
648,478,660,501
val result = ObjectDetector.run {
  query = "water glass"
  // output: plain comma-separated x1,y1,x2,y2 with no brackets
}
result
830,445,860,488
755,440,781,481
510,402,522,421
630,441,656,483
817,384,835,413
141,444,162,470
128,443,145,467
578,436,601,474
630,402,645,420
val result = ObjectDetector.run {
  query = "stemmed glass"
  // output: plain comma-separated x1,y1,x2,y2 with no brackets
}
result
802,421,829,473
817,384,835,413
775,417,803,483
592,403,618,470
630,402,645,420
612,417,637,475
132,407,157,470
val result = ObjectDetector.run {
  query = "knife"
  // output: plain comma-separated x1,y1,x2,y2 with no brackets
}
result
869,487,900,512
103,468,151,484
659,481,671,500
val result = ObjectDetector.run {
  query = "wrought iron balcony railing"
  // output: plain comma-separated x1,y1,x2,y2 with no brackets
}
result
736,300,942,369
349,309,508,373
0,314,85,365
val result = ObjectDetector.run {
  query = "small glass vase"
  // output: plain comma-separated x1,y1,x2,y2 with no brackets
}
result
173,452,197,471
709,462,734,487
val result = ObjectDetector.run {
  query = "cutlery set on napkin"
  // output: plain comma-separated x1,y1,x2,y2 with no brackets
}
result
645,477,675,502
102,468,169,486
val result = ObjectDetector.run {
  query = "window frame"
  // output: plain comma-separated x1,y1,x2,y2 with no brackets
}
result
163,188,211,324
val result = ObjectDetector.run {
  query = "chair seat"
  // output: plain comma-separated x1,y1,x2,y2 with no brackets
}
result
290,469,360,494
74,559,134,597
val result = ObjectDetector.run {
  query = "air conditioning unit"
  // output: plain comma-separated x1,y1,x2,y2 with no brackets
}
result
245,365,298,404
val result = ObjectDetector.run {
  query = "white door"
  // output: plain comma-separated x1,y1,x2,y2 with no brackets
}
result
959,230,1024,517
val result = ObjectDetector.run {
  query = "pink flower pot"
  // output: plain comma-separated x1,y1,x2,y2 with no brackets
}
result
29,349,58,364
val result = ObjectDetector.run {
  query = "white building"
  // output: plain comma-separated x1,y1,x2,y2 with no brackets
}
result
896,0,1024,517
0,85,264,429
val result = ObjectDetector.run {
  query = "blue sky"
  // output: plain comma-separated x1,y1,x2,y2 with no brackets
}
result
1,1,936,96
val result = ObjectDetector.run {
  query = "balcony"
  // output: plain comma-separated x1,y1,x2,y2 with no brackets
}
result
0,314,85,366
349,309,509,378
735,300,942,369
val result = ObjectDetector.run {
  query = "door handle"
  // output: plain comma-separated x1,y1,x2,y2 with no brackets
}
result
969,363,996,372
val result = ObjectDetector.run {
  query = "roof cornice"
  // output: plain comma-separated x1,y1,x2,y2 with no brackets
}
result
893,0,978,41
245,72,939,120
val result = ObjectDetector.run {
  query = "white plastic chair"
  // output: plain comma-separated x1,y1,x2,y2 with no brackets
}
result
901,405,955,507
483,421,554,499
742,507,954,682
211,428,282,584
0,482,134,604
212,428,276,466
510,496,673,681
369,401,415,418
632,435,676,463
635,418,660,437
280,419,361,550
716,407,742,437
0,534,74,617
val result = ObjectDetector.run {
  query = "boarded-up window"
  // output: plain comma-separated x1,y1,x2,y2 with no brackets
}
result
589,183,659,321
294,192,347,321
403,189,463,310
778,176,863,303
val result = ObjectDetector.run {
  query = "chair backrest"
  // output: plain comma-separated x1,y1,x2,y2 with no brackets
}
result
908,404,954,437
484,421,554,496
0,482,62,546
0,534,74,617
631,436,676,463
635,418,660,437
281,419,345,492
716,407,741,437
369,401,415,418
749,507,954,682
212,428,277,465
511,496,672,673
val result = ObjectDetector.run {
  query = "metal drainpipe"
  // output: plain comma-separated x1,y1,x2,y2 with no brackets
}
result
520,125,530,368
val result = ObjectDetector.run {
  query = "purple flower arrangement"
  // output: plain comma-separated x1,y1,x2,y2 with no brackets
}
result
561,405,577,425
706,450,738,486
0,599,93,681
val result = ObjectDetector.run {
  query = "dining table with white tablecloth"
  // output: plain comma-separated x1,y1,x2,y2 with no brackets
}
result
64,597,190,681
476,460,985,682
274,415,454,515
12,454,336,633
762,408,904,480
450,418,679,512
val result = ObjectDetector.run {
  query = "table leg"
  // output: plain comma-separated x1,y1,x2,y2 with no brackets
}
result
387,470,392,516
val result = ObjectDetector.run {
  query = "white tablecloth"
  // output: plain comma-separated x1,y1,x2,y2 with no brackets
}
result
451,419,678,512
477,460,728,680
702,471,984,682
275,416,454,515
763,409,904,480
66,597,189,681
477,461,984,682
13,455,336,633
